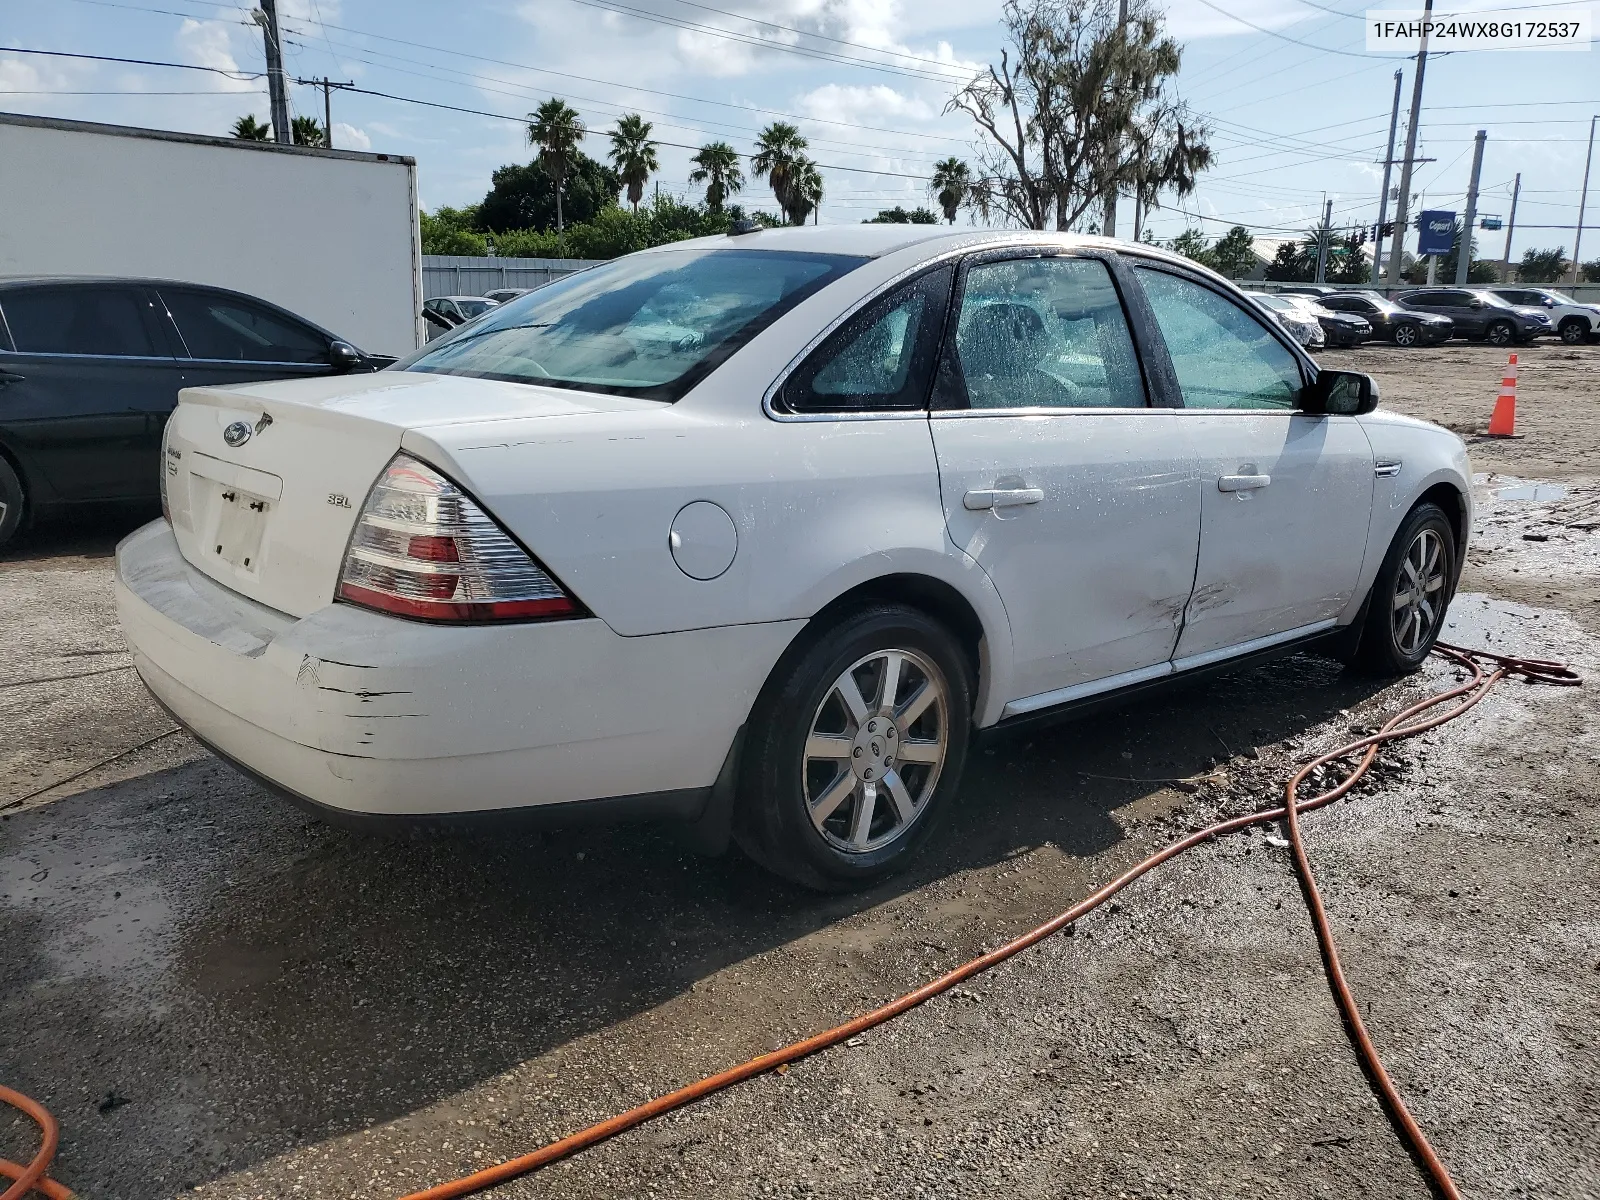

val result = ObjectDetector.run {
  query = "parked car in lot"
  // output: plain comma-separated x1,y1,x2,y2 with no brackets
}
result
1298,289,1453,348
1486,286,1599,345
0,276,393,551
1247,292,1324,349
484,288,534,305
421,295,499,341
116,227,1471,888
1396,287,1551,345
1278,293,1372,348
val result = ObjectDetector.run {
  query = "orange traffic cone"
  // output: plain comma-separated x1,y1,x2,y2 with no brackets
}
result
1486,352,1518,437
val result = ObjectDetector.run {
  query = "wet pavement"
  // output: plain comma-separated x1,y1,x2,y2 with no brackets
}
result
3,423,1600,1197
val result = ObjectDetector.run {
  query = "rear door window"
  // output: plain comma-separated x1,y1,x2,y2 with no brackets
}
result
2,286,163,356
160,289,330,364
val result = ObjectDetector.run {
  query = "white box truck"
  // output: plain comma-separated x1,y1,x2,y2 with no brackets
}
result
0,112,422,355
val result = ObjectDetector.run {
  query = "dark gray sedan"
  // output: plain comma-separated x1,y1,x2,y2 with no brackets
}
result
0,276,391,551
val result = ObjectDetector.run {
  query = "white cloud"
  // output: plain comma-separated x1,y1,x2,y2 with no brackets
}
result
176,19,257,93
332,121,370,150
798,82,942,125
0,55,86,94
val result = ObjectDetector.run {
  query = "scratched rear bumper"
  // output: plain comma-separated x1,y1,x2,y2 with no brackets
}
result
113,520,796,817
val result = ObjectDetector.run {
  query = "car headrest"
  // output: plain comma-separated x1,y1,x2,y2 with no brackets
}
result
959,303,1048,376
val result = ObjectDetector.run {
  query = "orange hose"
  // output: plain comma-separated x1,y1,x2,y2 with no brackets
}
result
0,643,1579,1200
395,642,1578,1200
0,1085,70,1200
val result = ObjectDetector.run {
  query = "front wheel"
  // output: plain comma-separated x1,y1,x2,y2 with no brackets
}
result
735,604,972,890
1486,320,1514,347
1350,502,1457,676
0,456,25,553
1392,323,1419,348
1559,318,1590,345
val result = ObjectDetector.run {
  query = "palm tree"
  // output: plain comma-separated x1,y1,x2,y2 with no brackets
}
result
688,141,745,214
231,114,270,141
608,113,659,212
751,122,808,216
527,98,587,232
786,157,824,226
291,115,325,148
930,157,972,225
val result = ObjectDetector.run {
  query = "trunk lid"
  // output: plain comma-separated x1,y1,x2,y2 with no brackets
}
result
164,371,614,618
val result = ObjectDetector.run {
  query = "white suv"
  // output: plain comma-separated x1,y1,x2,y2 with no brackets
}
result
1490,286,1600,345
116,227,1473,888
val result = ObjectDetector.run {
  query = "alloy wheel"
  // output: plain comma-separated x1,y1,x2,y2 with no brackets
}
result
1392,527,1447,656
1487,322,1513,347
803,648,949,854
1560,321,1586,345
1394,324,1418,347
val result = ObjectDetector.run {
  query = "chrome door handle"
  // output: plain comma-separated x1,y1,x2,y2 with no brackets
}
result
1217,474,1271,492
964,487,1044,510
0,370,24,387
1374,461,1403,477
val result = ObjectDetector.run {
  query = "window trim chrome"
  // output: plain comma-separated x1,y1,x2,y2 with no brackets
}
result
0,349,179,365
928,405,1160,420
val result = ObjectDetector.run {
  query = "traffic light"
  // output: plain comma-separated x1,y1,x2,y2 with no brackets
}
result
1379,221,1396,238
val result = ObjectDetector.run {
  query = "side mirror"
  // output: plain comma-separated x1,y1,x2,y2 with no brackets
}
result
328,340,364,371
1303,369,1378,416
1545,297,1557,307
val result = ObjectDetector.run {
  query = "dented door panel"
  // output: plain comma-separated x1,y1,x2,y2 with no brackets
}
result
931,408,1201,703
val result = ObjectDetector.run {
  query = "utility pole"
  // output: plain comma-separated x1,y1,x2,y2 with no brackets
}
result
1314,197,1333,283
257,0,290,145
1372,69,1403,286
1387,0,1433,286
293,78,355,149
1102,0,1130,239
1571,113,1597,286
1501,172,1521,282
1456,129,1486,285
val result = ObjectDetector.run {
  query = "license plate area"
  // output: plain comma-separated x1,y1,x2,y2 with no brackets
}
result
208,483,272,574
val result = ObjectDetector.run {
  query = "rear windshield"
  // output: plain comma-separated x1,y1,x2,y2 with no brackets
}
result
400,248,865,402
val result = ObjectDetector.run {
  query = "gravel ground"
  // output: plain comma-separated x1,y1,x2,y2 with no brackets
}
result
3,342,1598,1199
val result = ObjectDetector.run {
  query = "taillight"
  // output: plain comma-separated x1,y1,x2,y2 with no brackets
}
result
337,453,583,623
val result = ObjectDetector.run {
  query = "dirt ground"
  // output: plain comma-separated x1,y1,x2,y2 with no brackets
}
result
2,342,1598,1199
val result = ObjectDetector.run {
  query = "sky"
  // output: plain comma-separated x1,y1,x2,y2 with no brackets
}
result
2,0,1597,264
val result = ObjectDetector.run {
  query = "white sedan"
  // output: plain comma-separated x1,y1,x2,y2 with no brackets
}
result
116,226,1471,888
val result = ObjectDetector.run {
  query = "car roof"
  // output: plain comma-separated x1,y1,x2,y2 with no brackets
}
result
631,224,1218,280
431,295,496,302
0,274,263,289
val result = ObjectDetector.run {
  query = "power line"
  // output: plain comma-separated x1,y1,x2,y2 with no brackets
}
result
0,44,263,80
1187,0,1381,58
334,82,941,180
278,32,959,165
654,0,975,76
52,0,980,148
557,0,972,85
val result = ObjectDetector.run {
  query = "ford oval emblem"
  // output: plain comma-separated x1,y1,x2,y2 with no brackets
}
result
223,421,252,448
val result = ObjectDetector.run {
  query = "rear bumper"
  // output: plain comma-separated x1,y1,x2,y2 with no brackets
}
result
115,520,800,820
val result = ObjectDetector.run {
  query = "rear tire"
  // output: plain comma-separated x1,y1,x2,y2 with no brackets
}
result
1392,323,1419,348
0,456,24,553
734,604,972,890
1350,502,1457,676
1559,317,1589,345
1486,320,1514,347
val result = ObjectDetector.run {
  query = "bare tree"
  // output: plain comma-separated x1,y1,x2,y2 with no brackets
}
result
949,0,1210,233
